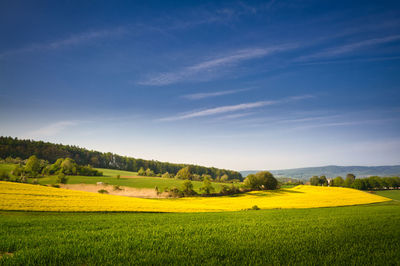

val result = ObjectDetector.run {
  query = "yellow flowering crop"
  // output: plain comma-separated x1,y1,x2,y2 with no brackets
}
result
0,181,390,212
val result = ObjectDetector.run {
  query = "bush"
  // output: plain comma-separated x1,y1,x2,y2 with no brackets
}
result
113,185,123,191
165,187,184,198
0,170,9,181
98,189,108,194
199,176,215,195
251,205,260,210
220,184,240,195
181,180,197,196
162,172,172,178
57,173,68,184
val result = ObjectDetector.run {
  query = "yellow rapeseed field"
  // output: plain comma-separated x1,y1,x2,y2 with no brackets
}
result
0,181,390,212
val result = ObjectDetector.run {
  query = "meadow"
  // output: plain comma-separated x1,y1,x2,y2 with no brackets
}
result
375,190,400,201
0,164,228,192
1,200,399,265
0,162,399,264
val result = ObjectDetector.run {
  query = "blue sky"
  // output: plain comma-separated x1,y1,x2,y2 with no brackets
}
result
1,0,400,170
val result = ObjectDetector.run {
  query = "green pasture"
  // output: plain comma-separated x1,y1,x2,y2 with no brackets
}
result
0,163,229,192
375,190,400,201
0,202,399,265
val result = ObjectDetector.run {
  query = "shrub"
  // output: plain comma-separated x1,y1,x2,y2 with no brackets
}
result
57,173,68,184
0,170,9,181
98,189,108,194
165,187,184,198
199,176,215,195
181,180,197,196
113,185,123,191
162,172,172,178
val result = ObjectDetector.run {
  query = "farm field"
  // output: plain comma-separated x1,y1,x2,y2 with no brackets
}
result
0,164,228,192
1,202,400,265
0,181,390,212
375,190,400,201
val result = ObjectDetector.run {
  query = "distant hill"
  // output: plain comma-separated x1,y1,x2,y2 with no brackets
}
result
241,165,400,180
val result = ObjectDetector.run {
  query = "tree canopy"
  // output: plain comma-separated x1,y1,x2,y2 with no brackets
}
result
0,136,242,180
244,171,278,190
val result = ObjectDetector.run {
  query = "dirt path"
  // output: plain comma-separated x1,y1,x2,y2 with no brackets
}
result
60,184,168,198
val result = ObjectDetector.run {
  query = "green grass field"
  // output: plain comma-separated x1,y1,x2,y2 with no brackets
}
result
0,164,16,174
0,163,230,192
375,190,400,201
1,201,399,265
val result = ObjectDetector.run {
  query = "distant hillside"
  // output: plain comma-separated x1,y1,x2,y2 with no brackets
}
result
0,136,242,180
241,165,400,180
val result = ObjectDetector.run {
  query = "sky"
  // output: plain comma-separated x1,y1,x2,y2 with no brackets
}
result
1,0,400,171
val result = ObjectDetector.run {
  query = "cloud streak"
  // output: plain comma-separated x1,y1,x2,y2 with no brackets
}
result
297,34,400,61
139,45,297,86
159,95,313,121
182,88,250,100
0,27,127,59
29,121,81,137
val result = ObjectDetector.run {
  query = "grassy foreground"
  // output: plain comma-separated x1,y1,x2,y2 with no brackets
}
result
1,202,400,265
0,182,390,212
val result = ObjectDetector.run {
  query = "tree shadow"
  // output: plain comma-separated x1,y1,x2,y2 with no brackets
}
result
227,188,304,197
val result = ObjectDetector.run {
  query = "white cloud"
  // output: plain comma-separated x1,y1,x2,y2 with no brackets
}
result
182,88,250,100
30,121,80,137
297,34,400,61
0,27,127,59
139,45,296,86
159,95,313,121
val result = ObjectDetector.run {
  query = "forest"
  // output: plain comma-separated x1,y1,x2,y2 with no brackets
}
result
0,136,242,180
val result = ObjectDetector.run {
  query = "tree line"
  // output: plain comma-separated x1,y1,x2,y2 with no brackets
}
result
162,171,278,198
309,174,400,190
0,136,242,180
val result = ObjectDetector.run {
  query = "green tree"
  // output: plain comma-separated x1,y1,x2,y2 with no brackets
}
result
138,167,146,176
175,166,192,180
201,174,212,181
181,180,197,196
57,173,68,184
11,165,24,177
344,173,356,187
332,176,344,187
199,176,215,195
352,179,366,190
162,172,171,178
220,174,229,182
319,176,328,186
60,158,77,175
244,171,278,190
24,155,41,177
309,176,320,186
145,168,155,177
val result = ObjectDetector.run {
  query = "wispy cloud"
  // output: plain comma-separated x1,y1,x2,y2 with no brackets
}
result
159,95,313,121
0,27,127,59
182,88,250,100
297,34,400,61
30,121,81,137
139,45,297,86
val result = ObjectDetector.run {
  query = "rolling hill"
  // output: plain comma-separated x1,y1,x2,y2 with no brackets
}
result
241,165,400,179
